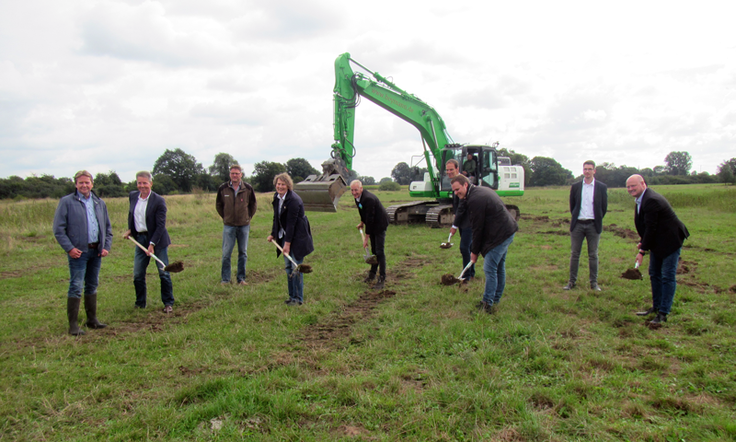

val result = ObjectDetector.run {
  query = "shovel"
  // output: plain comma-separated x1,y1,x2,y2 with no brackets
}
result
441,261,474,285
440,232,454,249
359,229,379,265
272,240,313,274
621,259,643,280
127,237,184,273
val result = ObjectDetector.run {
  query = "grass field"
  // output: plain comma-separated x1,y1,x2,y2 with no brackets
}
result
1,184,735,441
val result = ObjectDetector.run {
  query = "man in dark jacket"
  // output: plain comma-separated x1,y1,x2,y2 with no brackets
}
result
123,171,174,313
216,165,257,285
351,180,390,290
627,174,689,326
445,159,474,281
564,160,608,291
451,175,518,313
53,170,113,335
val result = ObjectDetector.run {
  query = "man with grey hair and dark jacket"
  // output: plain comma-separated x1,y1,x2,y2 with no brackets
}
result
451,174,517,314
53,170,113,336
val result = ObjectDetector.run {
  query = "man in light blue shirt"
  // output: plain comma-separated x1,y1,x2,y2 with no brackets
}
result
53,170,113,336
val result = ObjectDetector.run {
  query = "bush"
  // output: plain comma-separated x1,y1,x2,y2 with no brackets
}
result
379,181,401,191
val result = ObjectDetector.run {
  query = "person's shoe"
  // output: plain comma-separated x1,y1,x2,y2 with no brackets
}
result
484,303,498,314
476,301,489,310
649,312,667,325
237,280,248,286
636,307,657,317
220,280,230,285
163,305,173,314
590,283,602,292
84,294,107,329
67,297,85,336
134,304,146,309
562,282,576,290
363,273,376,283
373,276,385,291
286,299,303,306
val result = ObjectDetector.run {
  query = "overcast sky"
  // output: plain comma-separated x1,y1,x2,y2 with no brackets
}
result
1,0,734,184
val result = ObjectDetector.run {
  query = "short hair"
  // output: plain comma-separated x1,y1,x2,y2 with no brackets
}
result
583,160,596,168
230,164,242,173
273,172,293,190
74,170,93,184
446,159,459,169
136,171,153,182
450,174,470,186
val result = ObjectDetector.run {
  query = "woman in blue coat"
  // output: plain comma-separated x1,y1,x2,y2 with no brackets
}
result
267,173,314,305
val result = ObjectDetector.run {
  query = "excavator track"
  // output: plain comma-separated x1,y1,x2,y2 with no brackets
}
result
386,201,454,228
425,204,454,228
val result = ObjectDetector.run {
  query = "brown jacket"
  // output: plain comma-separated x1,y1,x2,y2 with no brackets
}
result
216,181,257,226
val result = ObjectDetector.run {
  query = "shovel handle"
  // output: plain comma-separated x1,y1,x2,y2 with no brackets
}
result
272,240,300,268
458,261,474,280
447,232,453,243
127,236,166,268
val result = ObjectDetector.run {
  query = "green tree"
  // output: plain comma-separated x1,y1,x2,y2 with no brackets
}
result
391,162,413,185
286,158,319,183
379,177,393,184
664,151,692,176
359,176,376,185
209,153,239,184
153,148,205,192
151,174,178,195
717,158,736,184
528,157,573,186
252,161,286,192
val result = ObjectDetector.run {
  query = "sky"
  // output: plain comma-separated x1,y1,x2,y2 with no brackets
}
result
1,0,734,184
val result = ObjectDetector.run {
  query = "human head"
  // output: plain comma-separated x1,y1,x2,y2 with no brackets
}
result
350,180,364,199
626,174,647,198
445,159,460,179
467,153,473,160
273,172,293,196
450,174,470,199
229,165,242,185
136,171,153,198
74,170,94,198
583,160,596,182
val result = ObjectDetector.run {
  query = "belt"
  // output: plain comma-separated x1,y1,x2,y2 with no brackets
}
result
577,219,594,224
88,242,99,248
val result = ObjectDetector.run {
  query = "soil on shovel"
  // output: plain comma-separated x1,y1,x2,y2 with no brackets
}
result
439,243,452,249
364,256,378,265
165,261,185,273
621,268,643,280
441,274,461,285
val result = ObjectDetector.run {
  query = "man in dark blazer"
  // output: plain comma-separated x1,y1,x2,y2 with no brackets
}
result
564,160,608,291
123,171,174,312
351,180,389,290
627,174,689,326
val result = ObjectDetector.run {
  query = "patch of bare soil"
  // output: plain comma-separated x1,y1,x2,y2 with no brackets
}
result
300,289,397,348
605,224,639,240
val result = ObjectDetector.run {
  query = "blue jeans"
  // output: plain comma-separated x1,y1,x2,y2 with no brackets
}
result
458,227,475,279
133,234,174,307
649,248,680,315
284,255,304,303
482,234,515,305
67,247,102,299
569,222,600,285
221,225,250,283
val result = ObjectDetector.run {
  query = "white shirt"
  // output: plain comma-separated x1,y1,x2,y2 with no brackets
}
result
277,192,286,239
134,193,149,233
578,179,595,220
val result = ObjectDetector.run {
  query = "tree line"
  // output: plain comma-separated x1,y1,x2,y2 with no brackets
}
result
390,150,735,188
2,148,735,200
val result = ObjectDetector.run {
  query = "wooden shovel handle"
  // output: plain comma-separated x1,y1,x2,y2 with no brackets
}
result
272,239,299,268
127,236,166,268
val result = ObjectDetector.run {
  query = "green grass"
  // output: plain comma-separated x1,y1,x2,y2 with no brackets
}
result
1,184,735,441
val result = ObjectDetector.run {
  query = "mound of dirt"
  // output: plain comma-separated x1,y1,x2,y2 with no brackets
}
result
621,268,643,280
441,274,459,285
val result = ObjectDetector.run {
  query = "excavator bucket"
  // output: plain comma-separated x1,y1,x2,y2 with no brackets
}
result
294,173,348,212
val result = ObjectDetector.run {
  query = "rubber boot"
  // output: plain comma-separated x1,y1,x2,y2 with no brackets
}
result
363,272,376,283
67,297,85,336
373,275,385,291
84,294,107,329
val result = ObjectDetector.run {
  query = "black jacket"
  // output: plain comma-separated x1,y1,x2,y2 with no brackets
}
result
271,190,314,261
128,191,171,248
635,188,689,258
465,185,518,256
569,179,608,234
355,189,389,235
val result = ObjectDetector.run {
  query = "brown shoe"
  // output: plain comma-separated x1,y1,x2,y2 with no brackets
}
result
237,280,248,286
163,305,173,314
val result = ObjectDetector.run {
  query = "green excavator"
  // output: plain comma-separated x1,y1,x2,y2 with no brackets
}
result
294,53,524,227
